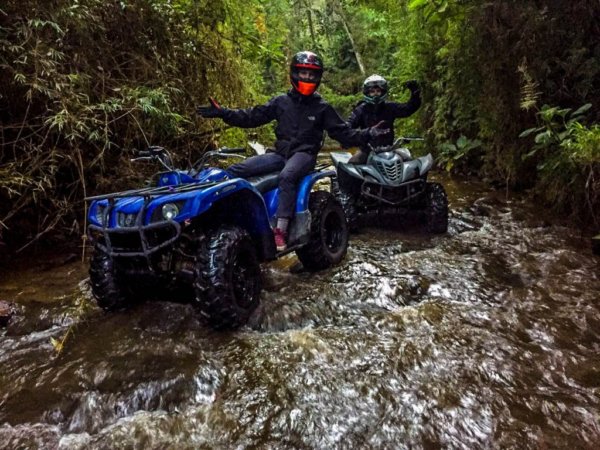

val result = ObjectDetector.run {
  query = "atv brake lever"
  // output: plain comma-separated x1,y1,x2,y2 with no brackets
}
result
219,147,245,154
130,156,154,162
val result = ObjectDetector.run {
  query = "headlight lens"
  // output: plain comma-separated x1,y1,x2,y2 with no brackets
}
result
161,203,180,220
94,205,106,225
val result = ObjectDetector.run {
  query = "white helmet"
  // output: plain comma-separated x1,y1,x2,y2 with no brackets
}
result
363,74,388,104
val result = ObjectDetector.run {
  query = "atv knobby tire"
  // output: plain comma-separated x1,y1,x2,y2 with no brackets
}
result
194,226,261,329
89,247,133,311
296,191,348,271
425,182,449,234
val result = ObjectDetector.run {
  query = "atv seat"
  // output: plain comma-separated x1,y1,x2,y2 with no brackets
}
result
247,172,280,193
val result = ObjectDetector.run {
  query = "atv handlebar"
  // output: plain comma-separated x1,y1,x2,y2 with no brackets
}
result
129,143,257,173
130,146,174,171
394,136,424,145
192,147,248,172
369,136,424,154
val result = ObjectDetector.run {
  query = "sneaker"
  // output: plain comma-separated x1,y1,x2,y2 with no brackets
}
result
273,228,287,252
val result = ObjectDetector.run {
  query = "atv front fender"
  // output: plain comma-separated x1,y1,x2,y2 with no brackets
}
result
188,179,272,234
418,154,433,176
330,151,352,168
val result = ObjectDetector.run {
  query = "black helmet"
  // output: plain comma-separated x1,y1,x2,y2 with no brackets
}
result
363,74,388,104
290,51,324,96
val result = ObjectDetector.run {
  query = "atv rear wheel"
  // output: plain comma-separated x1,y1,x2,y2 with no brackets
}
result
194,226,261,329
296,191,348,271
425,182,449,233
89,247,133,311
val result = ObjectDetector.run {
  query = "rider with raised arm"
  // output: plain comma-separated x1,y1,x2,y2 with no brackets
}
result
196,51,387,251
347,75,421,164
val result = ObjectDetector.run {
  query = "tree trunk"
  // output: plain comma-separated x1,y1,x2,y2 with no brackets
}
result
330,0,365,76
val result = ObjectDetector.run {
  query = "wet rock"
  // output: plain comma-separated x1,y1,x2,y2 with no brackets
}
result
0,300,13,326
592,234,600,256
469,197,495,217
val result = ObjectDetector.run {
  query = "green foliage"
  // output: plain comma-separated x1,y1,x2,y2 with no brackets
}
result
532,121,600,223
0,0,289,248
438,135,482,172
519,104,592,160
2,0,600,247
518,104,599,222
562,122,600,166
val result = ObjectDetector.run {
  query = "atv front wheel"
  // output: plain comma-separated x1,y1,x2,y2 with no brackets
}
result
194,226,261,329
296,191,348,271
89,247,133,311
332,179,359,232
425,182,449,233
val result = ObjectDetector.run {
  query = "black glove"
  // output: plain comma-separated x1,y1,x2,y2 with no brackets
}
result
368,120,391,139
403,80,420,93
196,97,224,118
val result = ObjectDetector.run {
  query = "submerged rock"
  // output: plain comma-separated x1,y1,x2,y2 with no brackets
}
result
593,234,600,256
0,300,13,326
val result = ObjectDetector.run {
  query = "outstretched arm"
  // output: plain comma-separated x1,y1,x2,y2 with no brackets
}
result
197,96,278,128
389,80,421,118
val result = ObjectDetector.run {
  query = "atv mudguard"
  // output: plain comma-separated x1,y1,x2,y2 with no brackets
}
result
331,152,380,183
418,154,433,175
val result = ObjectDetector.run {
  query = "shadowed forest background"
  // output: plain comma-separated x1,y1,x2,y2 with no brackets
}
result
1,0,599,255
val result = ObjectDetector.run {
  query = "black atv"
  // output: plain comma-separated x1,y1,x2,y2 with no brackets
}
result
330,137,448,233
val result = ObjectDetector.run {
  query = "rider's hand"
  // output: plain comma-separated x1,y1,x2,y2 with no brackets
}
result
403,80,420,93
368,120,391,139
196,97,224,118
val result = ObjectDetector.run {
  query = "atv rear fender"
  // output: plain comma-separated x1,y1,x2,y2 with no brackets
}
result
295,170,336,213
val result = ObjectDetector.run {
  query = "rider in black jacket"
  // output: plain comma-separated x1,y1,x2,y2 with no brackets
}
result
347,74,421,164
197,51,386,251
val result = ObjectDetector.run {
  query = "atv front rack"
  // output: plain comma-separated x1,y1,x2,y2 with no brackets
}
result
85,180,217,201
86,181,218,259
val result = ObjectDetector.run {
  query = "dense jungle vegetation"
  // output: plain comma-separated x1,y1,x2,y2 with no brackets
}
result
1,0,599,253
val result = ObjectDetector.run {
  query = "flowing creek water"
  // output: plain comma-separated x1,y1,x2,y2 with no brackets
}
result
1,175,599,449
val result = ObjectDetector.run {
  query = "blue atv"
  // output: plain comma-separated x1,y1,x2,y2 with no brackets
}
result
86,144,348,329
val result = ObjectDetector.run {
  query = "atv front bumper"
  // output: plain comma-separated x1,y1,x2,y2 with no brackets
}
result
88,220,181,258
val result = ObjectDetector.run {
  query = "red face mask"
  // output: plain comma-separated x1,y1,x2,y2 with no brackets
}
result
291,64,322,96
295,80,318,96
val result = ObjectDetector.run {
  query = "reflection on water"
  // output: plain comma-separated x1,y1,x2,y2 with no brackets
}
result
1,175,599,449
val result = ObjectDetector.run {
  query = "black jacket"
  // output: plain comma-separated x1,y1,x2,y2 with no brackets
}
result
220,90,370,157
348,90,421,149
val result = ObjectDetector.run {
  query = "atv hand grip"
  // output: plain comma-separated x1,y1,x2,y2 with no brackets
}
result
219,147,245,154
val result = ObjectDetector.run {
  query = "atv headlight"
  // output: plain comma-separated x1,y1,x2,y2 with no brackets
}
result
150,201,186,223
161,203,180,220
94,205,107,226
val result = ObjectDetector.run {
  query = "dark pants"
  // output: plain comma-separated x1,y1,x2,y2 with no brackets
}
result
348,149,368,164
227,152,317,219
